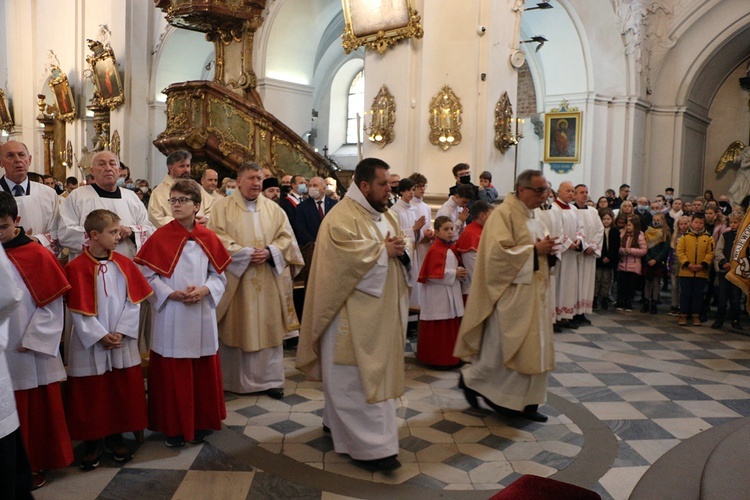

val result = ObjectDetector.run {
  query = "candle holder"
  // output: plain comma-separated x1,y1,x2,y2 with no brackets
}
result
363,85,396,148
429,85,462,151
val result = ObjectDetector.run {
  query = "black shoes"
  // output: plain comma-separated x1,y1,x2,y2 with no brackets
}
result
80,440,102,471
165,435,185,448
553,323,563,333
573,314,591,326
650,302,658,314
104,433,133,463
732,320,744,333
357,455,402,471
189,430,212,444
558,320,578,330
522,405,549,423
266,388,284,400
601,298,609,310
712,320,724,330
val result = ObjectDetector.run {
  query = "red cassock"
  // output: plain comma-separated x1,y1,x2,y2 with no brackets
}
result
135,221,231,441
64,248,153,440
416,238,462,367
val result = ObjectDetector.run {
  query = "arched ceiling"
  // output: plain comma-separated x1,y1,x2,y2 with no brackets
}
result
152,28,212,101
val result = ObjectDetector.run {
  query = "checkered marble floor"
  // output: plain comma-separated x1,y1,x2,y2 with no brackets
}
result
34,303,750,500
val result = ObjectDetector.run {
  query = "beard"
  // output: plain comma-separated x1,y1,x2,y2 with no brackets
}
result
365,193,388,213
179,172,191,179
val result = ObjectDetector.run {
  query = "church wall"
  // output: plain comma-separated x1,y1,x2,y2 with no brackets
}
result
704,62,750,201
257,78,314,138
680,114,709,199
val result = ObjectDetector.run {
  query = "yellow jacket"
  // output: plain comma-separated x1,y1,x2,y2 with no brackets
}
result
676,230,715,279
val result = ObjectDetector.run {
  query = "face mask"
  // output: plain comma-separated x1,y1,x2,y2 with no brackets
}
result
308,188,321,199
649,209,658,216
297,184,308,195
225,188,234,196
125,183,134,190
719,201,730,209
651,220,663,228
140,186,149,194
116,177,125,187
280,185,291,195
459,175,471,184
665,195,673,200
636,205,647,213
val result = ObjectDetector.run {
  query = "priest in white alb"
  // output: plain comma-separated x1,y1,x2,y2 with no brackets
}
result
573,184,604,325
208,162,303,400
296,158,413,472
550,181,584,330
147,150,214,228
57,150,155,260
455,169,557,423
0,141,59,252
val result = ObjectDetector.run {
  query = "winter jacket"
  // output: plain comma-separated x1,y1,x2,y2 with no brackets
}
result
676,229,715,279
617,230,647,275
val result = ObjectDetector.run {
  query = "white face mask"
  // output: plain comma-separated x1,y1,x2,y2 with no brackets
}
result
226,188,234,196
308,187,321,199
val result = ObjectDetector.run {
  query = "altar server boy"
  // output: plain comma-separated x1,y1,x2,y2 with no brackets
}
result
455,201,492,297
65,209,153,469
0,192,73,489
135,180,231,447
416,216,466,367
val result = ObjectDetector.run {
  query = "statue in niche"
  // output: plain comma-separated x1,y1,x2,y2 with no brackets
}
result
716,141,750,206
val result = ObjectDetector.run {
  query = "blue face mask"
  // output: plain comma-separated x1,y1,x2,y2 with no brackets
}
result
225,188,234,196
636,205,647,213
125,183,134,190
116,177,125,187
297,184,308,195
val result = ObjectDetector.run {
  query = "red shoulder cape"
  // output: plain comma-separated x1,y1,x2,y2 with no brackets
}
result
5,238,71,307
418,238,455,284
455,221,483,254
134,220,231,278
66,248,153,316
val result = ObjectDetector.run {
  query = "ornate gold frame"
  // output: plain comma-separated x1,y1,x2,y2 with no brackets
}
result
86,40,125,110
494,91,516,153
544,100,582,164
341,0,424,54
364,85,396,148
0,88,12,132
428,85,462,151
48,66,77,122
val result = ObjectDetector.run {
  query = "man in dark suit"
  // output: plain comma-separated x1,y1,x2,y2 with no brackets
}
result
279,174,307,228
294,177,337,246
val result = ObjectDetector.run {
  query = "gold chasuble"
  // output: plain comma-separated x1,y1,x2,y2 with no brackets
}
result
296,196,410,404
454,193,555,375
208,191,304,352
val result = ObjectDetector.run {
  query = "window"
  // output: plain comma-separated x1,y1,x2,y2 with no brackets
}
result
346,70,365,144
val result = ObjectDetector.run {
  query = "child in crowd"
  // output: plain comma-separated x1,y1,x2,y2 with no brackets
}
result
594,209,619,310
615,215,647,311
668,215,691,316
676,213,715,326
455,201,492,298
712,212,743,332
642,213,671,314
416,216,466,367
65,209,153,470
614,212,628,232
135,180,231,447
477,171,498,203
0,192,73,489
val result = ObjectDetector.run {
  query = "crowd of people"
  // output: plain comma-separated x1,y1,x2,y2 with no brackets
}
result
0,137,748,494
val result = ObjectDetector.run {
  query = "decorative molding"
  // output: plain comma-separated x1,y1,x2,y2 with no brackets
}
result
428,85,462,151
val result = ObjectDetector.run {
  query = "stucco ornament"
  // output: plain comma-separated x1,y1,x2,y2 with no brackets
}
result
717,143,750,206
614,0,678,94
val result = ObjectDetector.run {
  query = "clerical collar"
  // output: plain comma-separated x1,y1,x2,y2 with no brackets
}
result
243,197,258,211
575,203,589,210
91,182,122,199
554,199,570,209
346,181,383,220
396,199,412,210
0,176,29,195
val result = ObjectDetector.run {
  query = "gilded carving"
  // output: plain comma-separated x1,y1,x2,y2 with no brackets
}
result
428,85,462,151
494,92,516,153
364,85,396,149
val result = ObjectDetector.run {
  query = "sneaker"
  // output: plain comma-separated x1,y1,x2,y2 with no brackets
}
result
80,440,102,471
165,435,185,448
732,320,744,333
678,314,688,326
104,433,133,463
711,320,724,330
668,307,679,317
189,430,212,444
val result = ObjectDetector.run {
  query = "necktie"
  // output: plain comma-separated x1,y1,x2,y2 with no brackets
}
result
12,185,24,197
317,201,325,219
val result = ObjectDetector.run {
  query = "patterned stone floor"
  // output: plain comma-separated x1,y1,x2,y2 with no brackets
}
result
33,303,750,500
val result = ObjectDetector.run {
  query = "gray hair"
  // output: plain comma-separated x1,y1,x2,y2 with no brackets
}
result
237,161,262,177
166,150,192,166
514,169,543,191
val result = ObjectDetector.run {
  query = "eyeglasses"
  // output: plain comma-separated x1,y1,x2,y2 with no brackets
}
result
167,197,193,205
521,185,549,194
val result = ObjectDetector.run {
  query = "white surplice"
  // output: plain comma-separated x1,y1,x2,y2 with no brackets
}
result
550,200,583,320
0,246,22,439
141,241,226,358
57,185,155,259
410,196,433,310
575,205,604,315
68,261,142,377
436,197,465,241
5,266,66,391
420,249,464,321
535,206,564,323
1,177,59,251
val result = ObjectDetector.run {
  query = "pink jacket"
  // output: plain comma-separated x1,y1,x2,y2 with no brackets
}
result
617,230,647,274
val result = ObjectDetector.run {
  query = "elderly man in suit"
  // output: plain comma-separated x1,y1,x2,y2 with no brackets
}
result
294,177,337,246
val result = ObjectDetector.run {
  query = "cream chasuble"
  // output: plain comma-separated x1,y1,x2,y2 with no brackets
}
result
148,174,215,228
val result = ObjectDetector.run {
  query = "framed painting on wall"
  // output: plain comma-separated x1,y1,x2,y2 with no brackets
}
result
341,0,423,54
48,67,76,122
0,88,12,132
543,110,582,164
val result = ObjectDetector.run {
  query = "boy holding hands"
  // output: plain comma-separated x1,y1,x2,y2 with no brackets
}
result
65,209,153,469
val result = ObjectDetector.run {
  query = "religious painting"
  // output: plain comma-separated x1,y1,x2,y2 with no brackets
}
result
544,110,582,164
48,66,77,122
87,40,125,110
341,0,423,54
0,88,12,132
